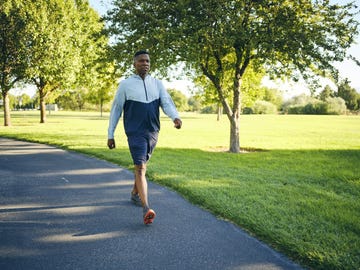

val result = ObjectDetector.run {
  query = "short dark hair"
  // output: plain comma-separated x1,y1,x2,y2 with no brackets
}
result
134,50,149,57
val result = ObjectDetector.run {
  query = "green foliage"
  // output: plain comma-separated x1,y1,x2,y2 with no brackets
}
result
72,0,118,115
283,94,317,114
55,90,86,111
303,101,328,115
240,66,266,108
1,0,114,124
336,79,359,111
263,87,284,110
0,0,28,84
0,0,30,125
200,104,218,114
287,105,305,115
167,89,188,112
318,85,335,101
326,97,347,115
187,96,202,112
242,107,254,114
283,94,347,115
25,0,81,88
252,100,278,114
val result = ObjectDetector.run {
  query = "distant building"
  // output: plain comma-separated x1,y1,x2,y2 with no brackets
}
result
46,104,58,111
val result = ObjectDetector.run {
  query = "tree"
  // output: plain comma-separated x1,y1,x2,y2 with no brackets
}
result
262,87,284,110
72,0,118,117
240,66,266,108
18,93,32,110
194,64,265,119
187,96,202,112
23,0,84,123
168,89,188,111
326,97,347,115
84,50,119,116
336,79,359,111
318,85,335,101
0,0,28,126
106,0,359,152
85,60,118,116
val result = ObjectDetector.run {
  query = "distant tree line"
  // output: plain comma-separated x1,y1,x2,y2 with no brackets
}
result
281,80,359,115
167,78,359,116
6,76,358,117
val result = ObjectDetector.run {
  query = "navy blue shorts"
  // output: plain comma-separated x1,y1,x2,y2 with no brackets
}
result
127,132,159,165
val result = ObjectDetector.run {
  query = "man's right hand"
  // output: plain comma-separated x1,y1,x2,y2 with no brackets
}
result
107,139,116,149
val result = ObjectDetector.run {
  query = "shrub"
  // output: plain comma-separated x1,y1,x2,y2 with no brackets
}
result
282,94,315,114
242,107,254,114
285,97,347,115
303,101,327,114
325,97,347,115
253,100,277,114
200,105,217,114
287,105,304,114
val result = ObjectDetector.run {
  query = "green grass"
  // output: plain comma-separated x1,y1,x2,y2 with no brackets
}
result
1,111,359,269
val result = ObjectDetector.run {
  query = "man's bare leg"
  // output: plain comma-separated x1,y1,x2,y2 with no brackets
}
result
134,163,149,208
134,163,156,224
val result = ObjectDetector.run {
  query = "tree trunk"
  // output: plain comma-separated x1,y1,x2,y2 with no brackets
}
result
40,94,46,123
215,85,241,153
216,104,222,121
2,91,11,126
229,70,242,153
229,113,240,153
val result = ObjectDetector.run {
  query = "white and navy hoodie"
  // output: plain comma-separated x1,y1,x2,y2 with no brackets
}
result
108,74,180,138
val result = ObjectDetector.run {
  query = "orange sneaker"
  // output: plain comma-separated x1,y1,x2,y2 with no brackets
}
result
143,209,156,225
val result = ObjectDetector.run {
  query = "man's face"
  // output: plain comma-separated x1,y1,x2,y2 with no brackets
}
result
134,54,150,76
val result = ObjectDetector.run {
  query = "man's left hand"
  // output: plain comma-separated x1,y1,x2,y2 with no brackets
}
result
173,118,182,129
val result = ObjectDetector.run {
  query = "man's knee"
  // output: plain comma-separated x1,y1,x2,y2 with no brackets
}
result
134,163,146,175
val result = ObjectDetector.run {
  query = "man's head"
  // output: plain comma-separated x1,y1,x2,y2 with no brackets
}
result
133,50,150,78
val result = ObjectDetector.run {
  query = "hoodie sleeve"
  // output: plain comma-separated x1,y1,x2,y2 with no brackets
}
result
158,80,180,121
107,83,126,139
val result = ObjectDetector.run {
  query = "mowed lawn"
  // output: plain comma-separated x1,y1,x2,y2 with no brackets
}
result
1,111,359,270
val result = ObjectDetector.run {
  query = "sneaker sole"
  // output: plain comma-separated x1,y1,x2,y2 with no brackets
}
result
143,209,156,225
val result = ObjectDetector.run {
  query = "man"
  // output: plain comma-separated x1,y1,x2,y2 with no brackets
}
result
107,50,182,225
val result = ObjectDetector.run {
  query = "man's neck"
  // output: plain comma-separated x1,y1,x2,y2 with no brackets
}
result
137,73,148,80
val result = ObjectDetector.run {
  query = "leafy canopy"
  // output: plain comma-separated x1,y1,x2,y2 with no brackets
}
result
106,0,359,151
107,0,359,83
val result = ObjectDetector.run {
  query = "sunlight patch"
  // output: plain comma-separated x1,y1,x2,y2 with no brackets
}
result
0,247,42,258
37,231,124,243
0,203,45,211
53,180,133,189
48,205,113,215
38,167,125,177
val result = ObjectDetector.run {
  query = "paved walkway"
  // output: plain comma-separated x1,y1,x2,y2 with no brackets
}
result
0,138,303,270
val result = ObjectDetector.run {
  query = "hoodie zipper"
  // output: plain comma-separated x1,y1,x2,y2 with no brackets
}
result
142,78,148,101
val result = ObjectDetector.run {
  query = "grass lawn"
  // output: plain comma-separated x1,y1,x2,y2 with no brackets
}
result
1,110,359,269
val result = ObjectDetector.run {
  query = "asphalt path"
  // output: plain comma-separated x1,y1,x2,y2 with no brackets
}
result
0,138,304,270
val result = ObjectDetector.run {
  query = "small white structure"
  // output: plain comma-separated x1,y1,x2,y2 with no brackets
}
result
46,104,58,111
